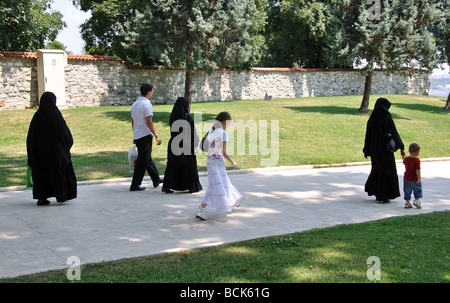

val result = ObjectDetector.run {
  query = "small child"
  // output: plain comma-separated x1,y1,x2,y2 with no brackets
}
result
196,112,244,220
402,143,422,209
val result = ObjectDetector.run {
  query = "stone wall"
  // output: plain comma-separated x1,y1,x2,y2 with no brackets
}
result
0,54,38,109
0,51,430,110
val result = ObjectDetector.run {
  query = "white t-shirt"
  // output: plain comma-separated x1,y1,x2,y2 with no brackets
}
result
131,96,153,140
207,128,229,164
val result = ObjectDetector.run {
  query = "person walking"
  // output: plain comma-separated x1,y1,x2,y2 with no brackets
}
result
162,97,202,193
363,97,405,203
402,143,422,209
26,92,77,206
196,112,244,220
130,83,163,191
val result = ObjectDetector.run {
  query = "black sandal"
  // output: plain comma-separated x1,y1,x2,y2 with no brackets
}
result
37,199,50,206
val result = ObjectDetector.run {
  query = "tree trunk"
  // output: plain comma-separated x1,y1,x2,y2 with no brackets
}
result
359,70,373,113
184,68,192,110
184,1,193,111
445,91,450,111
184,45,193,110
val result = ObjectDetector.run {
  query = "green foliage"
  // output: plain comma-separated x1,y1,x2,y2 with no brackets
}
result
429,0,450,65
122,0,256,71
72,0,447,74
247,0,269,66
0,0,66,52
327,0,443,111
328,0,441,73
261,0,335,68
76,0,154,64
118,0,257,100
45,40,72,53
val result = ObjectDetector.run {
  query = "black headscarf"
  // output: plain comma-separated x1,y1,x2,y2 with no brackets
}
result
363,98,404,157
168,97,198,155
170,97,190,125
27,92,74,169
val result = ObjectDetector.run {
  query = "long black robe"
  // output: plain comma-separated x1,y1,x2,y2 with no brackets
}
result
162,97,202,193
27,92,77,202
363,98,404,202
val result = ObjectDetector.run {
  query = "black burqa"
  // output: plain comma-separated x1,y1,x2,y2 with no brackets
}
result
27,92,77,202
363,98,404,202
162,97,202,193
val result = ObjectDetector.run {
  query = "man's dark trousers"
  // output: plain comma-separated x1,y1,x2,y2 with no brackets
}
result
131,135,160,188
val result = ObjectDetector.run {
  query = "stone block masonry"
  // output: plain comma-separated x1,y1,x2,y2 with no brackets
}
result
0,51,429,110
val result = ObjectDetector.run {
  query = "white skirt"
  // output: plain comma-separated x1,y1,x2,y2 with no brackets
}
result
202,161,244,214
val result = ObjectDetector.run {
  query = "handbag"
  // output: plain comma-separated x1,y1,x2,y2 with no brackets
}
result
26,165,33,188
200,131,210,152
386,131,398,153
128,145,138,172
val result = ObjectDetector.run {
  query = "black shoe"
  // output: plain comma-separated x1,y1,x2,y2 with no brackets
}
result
130,185,146,191
37,199,50,206
162,187,173,194
153,178,164,188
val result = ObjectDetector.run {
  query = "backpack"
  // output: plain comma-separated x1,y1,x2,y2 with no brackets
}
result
200,130,210,152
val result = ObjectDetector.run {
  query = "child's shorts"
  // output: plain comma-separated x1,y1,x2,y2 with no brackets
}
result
403,180,423,201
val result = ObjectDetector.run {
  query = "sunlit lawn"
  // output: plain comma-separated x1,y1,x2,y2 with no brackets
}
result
0,94,449,187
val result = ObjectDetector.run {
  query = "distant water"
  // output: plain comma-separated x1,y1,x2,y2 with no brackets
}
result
429,89,449,97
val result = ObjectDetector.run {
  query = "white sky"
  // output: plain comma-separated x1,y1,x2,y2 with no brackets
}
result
51,0,448,76
51,0,91,55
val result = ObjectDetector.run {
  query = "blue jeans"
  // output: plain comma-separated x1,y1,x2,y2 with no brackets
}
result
403,180,422,201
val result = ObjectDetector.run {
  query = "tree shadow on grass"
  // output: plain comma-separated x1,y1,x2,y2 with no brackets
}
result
103,110,217,127
285,105,411,120
103,110,172,126
0,153,27,188
285,105,365,116
393,103,449,115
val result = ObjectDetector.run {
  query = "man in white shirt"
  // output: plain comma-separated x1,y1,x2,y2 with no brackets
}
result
130,83,162,191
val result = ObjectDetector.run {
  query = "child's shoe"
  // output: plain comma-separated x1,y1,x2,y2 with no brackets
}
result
196,206,208,220
413,199,422,209
404,201,413,209
234,195,245,208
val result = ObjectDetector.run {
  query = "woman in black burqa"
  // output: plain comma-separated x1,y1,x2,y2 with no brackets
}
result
162,97,202,193
363,97,405,203
27,92,77,206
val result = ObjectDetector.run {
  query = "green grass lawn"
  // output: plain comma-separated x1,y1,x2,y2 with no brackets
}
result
1,94,449,188
1,211,448,283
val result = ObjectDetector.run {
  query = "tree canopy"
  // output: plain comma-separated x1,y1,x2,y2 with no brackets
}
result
261,0,336,68
429,0,450,109
328,0,441,112
74,0,151,64
1,0,447,110
0,0,66,52
120,0,256,103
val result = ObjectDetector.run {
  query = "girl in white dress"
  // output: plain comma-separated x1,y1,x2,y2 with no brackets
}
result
196,112,244,220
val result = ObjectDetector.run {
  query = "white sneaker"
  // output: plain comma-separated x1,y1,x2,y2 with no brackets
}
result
413,199,422,209
196,206,208,220
404,201,413,209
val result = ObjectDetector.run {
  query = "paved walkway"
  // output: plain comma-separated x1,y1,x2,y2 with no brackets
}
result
1,159,449,279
